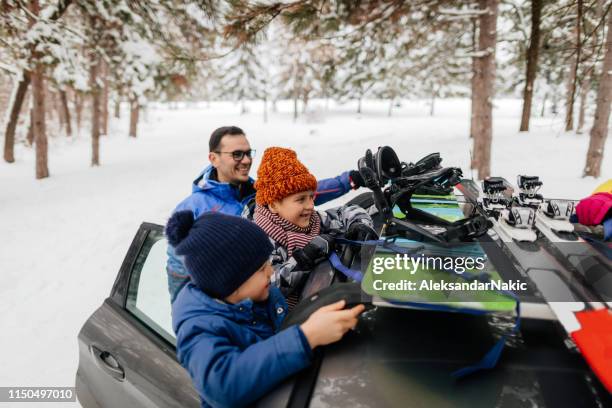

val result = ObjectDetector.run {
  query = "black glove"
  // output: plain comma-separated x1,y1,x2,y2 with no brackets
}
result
293,234,335,270
346,222,378,241
349,170,366,189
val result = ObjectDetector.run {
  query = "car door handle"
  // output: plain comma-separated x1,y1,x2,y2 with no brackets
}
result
91,345,125,381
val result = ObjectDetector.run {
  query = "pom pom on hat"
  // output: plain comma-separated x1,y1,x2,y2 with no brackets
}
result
165,210,195,247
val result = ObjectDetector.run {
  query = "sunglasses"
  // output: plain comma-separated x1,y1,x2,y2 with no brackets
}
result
214,149,256,161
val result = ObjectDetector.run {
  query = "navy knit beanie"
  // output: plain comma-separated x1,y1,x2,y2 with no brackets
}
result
165,211,273,299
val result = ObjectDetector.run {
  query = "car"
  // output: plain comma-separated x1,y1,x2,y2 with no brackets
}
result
76,185,612,407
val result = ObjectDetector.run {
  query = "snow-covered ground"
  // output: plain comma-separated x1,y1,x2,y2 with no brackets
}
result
0,98,609,405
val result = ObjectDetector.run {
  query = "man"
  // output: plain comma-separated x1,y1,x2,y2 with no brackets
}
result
167,126,365,302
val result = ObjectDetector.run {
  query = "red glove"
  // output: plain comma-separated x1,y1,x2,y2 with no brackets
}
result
575,192,612,226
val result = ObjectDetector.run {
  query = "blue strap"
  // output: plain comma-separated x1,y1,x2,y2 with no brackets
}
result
328,237,521,380
329,252,364,282
452,292,521,378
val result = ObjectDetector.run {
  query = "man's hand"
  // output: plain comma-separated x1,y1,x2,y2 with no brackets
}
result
293,234,335,270
300,300,365,349
349,170,366,189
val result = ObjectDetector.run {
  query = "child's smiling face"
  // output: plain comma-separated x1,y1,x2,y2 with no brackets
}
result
269,190,315,228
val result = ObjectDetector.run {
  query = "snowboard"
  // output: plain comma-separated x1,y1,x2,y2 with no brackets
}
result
361,191,516,313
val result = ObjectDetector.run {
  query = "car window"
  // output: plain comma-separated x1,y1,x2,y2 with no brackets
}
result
126,229,176,346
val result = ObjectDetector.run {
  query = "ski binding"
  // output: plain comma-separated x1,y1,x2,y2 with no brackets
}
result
497,207,538,242
517,175,544,207
536,199,576,234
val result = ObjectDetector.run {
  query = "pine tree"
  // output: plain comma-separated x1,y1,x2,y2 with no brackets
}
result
220,42,267,115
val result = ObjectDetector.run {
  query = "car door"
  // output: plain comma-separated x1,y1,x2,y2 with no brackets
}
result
76,223,199,408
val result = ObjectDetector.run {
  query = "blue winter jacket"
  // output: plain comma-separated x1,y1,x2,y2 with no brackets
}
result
172,283,312,408
167,165,353,301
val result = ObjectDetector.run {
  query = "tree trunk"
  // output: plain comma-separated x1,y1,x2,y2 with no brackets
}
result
29,0,49,179
519,0,543,132
469,18,479,141
357,96,362,114
577,79,589,134
3,72,30,163
55,90,65,131
263,97,268,123
114,99,120,119
75,91,83,132
114,88,121,119
26,107,34,146
430,87,437,116
129,97,139,137
293,95,298,121
301,93,308,114
388,98,393,117
583,10,612,177
89,42,101,166
565,0,582,132
101,60,109,136
471,0,498,179
32,64,48,179
59,89,71,136
45,87,54,124
540,92,547,117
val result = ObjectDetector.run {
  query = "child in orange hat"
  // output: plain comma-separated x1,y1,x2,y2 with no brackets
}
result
253,147,376,305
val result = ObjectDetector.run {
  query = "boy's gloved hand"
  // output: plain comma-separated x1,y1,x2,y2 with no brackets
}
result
293,234,335,270
349,170,366,189
347,222,378,241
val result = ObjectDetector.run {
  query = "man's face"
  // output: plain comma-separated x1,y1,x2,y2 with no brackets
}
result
209,134,252,184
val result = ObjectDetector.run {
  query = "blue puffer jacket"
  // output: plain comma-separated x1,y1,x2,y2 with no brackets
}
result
173,283,312,408
167,165,353,301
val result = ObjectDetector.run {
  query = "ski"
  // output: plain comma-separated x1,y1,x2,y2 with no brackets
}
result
510,175,612,309
457,178,612,393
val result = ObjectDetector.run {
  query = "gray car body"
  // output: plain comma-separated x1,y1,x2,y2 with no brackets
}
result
76,218,612,408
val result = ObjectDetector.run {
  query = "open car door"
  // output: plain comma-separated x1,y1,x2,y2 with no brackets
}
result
75,223,199,408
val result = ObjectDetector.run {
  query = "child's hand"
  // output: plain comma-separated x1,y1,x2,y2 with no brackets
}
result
305,234,335,256
300,300,366,349
347,222,378,241
293,234,335,269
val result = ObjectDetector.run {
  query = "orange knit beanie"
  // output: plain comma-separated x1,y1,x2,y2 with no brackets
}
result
254,147,318,205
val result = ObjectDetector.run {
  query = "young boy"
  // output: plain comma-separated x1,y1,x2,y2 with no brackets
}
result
167,210,364,408
253,147,377,301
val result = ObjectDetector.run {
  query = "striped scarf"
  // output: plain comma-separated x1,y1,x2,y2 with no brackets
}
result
254,204,321,256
